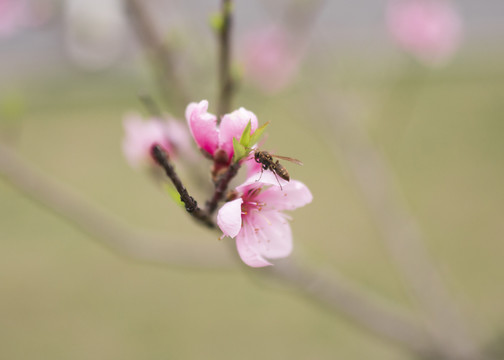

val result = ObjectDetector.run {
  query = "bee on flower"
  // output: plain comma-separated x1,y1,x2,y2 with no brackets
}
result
217,170,312,267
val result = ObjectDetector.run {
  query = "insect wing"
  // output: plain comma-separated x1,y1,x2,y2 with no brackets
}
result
270,154,303,166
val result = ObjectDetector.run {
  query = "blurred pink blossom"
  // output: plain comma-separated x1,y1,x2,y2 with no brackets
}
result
217,170,312,267
386,0,462,66
185,100,258,163
240,25,300,93
0,0,52,38
122,114,190,168
243,150,262,178
0,0,25,37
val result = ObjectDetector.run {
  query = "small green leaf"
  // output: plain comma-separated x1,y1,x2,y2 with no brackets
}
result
164,184,184,208
233,137,247,163
209,13,224,32
239,120,252,148
249,121,270,146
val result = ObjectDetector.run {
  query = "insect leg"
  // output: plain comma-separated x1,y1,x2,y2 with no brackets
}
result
272,170,283,190
256,167,264,182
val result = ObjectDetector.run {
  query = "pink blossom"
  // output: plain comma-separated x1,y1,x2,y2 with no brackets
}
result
240,25,300,93
217,170,312,267
0,0,52,38
244,151,262,178
386,0,462,66
0,0,27,37
122,113,190,168
186,100,258,163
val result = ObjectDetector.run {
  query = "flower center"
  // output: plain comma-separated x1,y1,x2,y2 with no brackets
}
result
241,187,265,214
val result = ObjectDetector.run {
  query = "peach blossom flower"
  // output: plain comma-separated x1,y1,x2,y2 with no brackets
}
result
122,113,190,168
0,0,52,38
240,25,300,93
185,100,258,163
217,170,312,267
386,0,462,66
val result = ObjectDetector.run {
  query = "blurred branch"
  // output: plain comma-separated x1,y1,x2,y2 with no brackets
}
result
283,0,326,41
217,0,234,117
0,140,445,357
322,92,485,359
264,259,435,357
0,141,231,269
125,0,189,113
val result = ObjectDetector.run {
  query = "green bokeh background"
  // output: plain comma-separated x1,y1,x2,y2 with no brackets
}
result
1,5,504,360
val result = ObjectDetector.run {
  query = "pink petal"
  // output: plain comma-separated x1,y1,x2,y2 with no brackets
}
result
387,0,462,66
235,223,272,267
217,198,243,238
219,107,258,160
122,114,172,168
256,180,313,211
236,210,293,267
243,155,262,178
251,210,293,259
185,100,219,156
240,25,300,93
0,0,27,37
236,170,289,192
165,118,195,159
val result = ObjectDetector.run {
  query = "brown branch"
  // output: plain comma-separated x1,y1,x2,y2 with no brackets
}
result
151,145,215,228
217,0,234,117
125,0,189,112
264,259,436,358
205,162,241,215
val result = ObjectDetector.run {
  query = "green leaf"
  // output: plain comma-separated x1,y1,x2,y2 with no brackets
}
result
239,120,252,148
209,13,224,32
233,137,247,163
249,121,270,146
164,184,184,208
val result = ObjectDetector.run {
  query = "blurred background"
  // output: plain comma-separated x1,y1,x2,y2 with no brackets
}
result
1,0,504,359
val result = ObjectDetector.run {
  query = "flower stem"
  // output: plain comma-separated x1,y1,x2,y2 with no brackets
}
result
205,162,241,215
151,145,215,228
217,0,234,118
125,0,189,112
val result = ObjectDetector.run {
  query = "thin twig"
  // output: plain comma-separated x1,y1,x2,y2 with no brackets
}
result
125,0,189,111
0,141,231,269
151,145,215,228
264,259,435,357
283,0,327,41
217,0,234,118
205,162,241,215
138,93,163,118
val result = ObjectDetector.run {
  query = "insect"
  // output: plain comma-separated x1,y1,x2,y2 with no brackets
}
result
253,150,303,186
